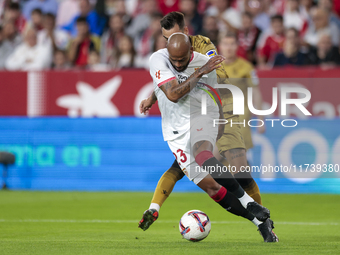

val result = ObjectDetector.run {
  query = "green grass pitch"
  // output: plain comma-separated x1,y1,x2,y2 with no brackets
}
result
0,191,339,255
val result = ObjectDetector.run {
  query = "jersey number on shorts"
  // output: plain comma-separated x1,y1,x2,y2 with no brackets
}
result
173,149,187,163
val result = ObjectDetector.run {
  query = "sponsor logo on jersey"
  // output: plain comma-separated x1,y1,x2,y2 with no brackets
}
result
206,50,217,58
177,74,188,84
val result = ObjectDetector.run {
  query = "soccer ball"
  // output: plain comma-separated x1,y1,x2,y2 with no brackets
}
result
179,210,211,242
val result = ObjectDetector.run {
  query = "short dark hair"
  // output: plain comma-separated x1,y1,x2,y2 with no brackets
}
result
271,14,283,23
9,3,20,10
76,16,88,24
160,12,185,30
45,13,55,19
31,8,42,15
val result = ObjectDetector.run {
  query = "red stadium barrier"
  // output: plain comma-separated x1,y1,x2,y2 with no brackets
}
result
0,68,339,117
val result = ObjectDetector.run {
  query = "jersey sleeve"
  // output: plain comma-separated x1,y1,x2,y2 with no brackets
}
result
202,41,218,59
203,44,218,59
149,53,176,87
191,35,218,59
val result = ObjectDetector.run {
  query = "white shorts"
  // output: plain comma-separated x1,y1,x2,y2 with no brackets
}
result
167,114,218,185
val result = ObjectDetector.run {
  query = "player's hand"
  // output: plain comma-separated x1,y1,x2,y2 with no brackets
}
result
139,97,154,115
199,55,225,76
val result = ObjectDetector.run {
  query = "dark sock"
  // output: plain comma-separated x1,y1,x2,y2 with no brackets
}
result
210,187,254,221
234,171,254,189
202,157,245,197
195,150,247,199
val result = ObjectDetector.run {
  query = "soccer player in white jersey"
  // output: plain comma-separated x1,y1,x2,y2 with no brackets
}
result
140,33,278,242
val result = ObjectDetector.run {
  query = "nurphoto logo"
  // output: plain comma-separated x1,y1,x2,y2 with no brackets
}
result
201,84,312,128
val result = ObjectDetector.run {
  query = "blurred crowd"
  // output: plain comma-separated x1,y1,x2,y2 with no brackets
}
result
0,0,340,71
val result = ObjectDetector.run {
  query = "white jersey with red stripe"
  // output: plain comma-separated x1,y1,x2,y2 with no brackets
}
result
149,49,219,141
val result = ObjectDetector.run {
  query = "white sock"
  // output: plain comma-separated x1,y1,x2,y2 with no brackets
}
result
252,217,262,227
149,203,160,212
238,193,254,208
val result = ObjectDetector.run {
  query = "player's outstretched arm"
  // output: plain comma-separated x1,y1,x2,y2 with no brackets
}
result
160,56,225,103
140,92,157,115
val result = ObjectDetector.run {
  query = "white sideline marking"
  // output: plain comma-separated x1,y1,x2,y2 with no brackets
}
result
0,219,338,226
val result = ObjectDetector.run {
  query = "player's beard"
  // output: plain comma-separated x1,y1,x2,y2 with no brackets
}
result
171,60,190,73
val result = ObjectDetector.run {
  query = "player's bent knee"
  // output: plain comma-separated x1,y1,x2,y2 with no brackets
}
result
193,141,214,158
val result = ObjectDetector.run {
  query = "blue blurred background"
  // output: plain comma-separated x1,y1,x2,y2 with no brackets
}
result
1,117,339,193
